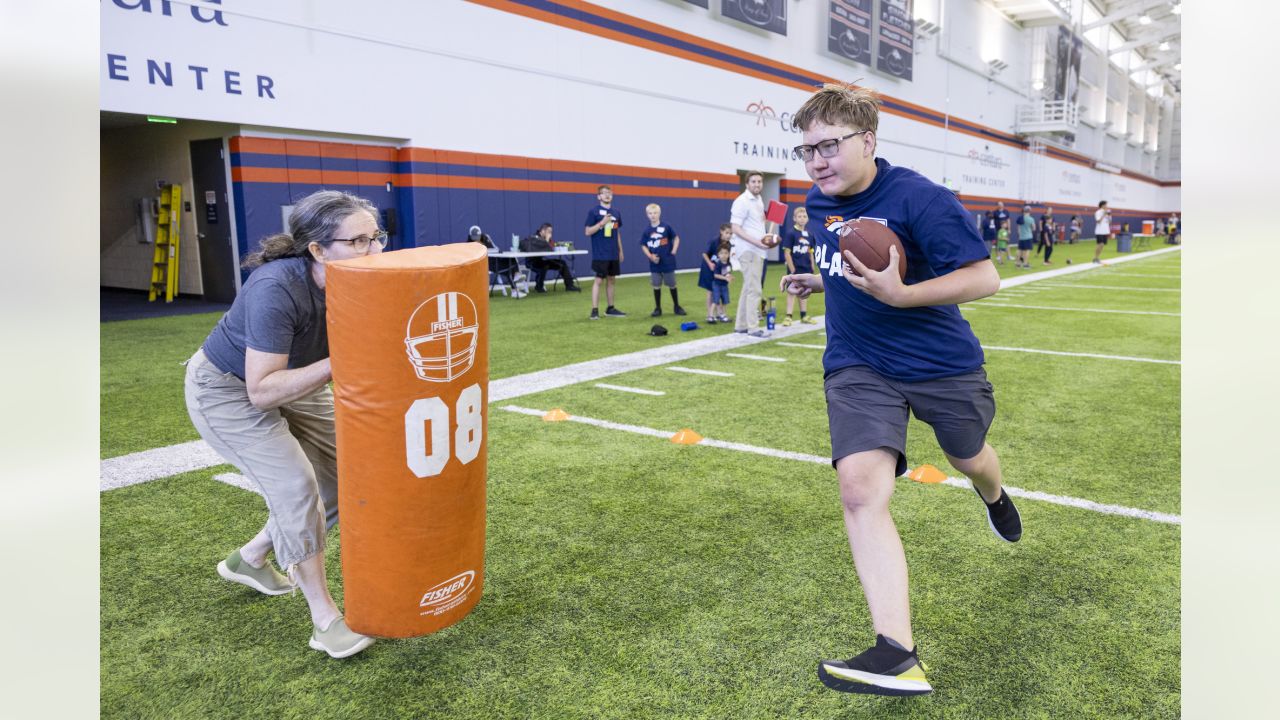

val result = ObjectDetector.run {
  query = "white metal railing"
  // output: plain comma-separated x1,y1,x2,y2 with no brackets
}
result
1016,100,1080,129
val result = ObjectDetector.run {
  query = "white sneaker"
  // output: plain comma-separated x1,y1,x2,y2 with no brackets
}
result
309,617,374,659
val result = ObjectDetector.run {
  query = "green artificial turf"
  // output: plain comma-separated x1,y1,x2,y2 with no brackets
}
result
102,411,1179,719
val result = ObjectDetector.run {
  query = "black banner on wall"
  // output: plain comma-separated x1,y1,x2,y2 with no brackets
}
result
828,0,873,66
875,0,914,81
721,0,787,36
683,0,709,8
1049,26,1083,104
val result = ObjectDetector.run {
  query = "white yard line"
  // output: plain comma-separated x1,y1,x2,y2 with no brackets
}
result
966,302,1180,317
777,342,826,349
594,383,665,396
726,353,787,363
982,345,1180,365
667,366,734,377
1038,283,1180,292
499,405,1180,526
100,440,227,491
1099,272,1181,279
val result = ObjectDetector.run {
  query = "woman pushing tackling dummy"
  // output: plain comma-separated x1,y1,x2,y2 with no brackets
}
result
184,190,387,658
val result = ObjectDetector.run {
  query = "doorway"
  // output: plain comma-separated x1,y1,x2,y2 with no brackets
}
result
189,139,238,303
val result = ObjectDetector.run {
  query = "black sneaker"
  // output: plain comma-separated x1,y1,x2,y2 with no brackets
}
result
651,308,662,317
534,286,547,293
589,309,600,320
605,307,627,318
818,635,932,696
673,305,687,316
975,486,1022,543
567,285,582,292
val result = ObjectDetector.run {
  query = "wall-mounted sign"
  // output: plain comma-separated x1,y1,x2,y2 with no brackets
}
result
721,0,787,36
876,0,914,81
828,0,873,66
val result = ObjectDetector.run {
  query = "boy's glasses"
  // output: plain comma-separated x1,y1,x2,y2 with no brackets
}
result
793,130,870,161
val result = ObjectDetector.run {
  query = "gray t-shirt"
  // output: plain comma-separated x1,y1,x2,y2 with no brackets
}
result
202,256,328,380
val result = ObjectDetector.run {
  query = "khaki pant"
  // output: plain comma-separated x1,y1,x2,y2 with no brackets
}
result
734,252,764,331
184,350,338,568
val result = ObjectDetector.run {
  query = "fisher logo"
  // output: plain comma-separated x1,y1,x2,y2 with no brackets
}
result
418,570,476,616
404,292,480,382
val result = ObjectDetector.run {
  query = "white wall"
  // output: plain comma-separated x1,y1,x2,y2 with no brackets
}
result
99,0,1178,213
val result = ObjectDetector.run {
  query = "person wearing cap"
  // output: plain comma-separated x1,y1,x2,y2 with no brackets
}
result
467,225,526,298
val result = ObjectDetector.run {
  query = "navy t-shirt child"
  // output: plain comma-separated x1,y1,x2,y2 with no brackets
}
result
584,205,622,260
782,224,815,272
712,258,731,289
641,223,678,272
805,158,991,382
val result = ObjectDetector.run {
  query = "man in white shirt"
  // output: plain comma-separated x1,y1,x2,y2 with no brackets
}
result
730,171,775,336
1092,200,1111,264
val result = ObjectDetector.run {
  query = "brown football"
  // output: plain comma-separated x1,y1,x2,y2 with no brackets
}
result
838,219,907,280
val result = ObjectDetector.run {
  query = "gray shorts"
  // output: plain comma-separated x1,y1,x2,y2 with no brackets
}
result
824,365,995,476
184,349,338,569
650,270,677,287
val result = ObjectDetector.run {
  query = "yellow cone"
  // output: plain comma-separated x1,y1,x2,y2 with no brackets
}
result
670,428,703,445
542,408,570,422
907,464,946,484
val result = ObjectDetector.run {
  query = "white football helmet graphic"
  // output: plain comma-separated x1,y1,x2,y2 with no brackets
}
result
404,292,480,382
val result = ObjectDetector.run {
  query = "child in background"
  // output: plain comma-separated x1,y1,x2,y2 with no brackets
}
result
995,220,1010,265
640,203,684,317
699,224,733,324
711,246,733,323
781,207,817,326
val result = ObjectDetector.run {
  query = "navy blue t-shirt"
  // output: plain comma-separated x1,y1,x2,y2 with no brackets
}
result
805,158,991,382
782,224,815,272
584,204,622,260
712,258,731,288
641,223,678,272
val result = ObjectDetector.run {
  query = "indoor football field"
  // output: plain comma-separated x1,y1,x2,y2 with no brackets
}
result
101,242,1181,719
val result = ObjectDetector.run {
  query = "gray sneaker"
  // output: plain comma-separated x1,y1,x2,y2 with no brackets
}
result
216,549,295,596
309,617,375,659
748,329,771,338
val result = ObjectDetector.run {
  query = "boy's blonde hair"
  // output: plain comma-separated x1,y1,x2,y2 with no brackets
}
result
645,203,661,213
791,82,881,134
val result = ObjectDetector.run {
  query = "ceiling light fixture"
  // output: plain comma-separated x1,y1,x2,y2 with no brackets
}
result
1159,41,1170,51
1139,14,1152,25
1171,4,1181,16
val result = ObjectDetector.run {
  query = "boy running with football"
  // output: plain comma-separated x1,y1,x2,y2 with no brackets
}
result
779,82,1021,697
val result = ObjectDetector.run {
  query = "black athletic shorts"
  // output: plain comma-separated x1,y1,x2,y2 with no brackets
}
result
1095,234,1109,245
824,364,995,477
592,259,620,278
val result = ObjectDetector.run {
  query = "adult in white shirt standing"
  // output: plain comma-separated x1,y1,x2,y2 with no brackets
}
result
1092,200,1111,264
730,171,775,336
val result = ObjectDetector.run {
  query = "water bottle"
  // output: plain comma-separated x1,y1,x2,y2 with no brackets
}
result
765,296,777,331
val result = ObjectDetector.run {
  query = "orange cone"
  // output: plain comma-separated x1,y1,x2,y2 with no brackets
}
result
907,464,946,484
542,408,570,422
670,428,703,444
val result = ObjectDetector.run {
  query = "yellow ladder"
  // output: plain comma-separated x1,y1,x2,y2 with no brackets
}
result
148,184,182,302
